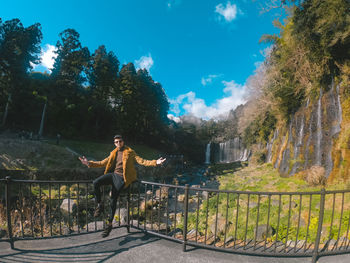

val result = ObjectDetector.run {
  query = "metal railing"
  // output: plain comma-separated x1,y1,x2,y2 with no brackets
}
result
1,176,350,263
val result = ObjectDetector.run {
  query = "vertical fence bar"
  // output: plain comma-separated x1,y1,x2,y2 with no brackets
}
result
86,183,89,232
214,192,219,247
144,184,147,230
58,183,62,235
254,194,261,250
295,194,302,252
304,194,312,252
328,193,336,248
346,205,350,249
49,183,52,236
30,183,34,237
335,192,344,250
68,184,71,233
157,187,161,233
126,186,131,233
195,190,200,242
166,187,170,235
264,194,271,250
39,184,43,237
77,183,80,234
204,191,209,244
174,188,178,233
284,195,292,252
183,184,189,252
19,183,24,238
5,176,14,249
233,193,239,248
312,188,326,263
137,183,141,229
244,194,250,249
274,194,282,253
151,185,154,231
223,193,229,248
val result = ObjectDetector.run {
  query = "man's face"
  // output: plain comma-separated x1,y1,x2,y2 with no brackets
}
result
114,138,124,148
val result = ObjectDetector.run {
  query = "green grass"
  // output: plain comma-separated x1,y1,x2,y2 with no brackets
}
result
185,163,350,245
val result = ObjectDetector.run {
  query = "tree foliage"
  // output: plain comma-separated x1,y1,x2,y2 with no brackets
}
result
0,18,174,155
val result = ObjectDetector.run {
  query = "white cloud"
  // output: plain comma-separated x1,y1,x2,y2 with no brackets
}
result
215,1,240,22
32,44,58,72
215,2,237,22
167,114,181,123
135,53,154,72
170,80,247,120
201,74,221,86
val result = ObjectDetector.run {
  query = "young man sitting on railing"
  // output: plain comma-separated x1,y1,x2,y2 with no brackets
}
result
79,135,166,238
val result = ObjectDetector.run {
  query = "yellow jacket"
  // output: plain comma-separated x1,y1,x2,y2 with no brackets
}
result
88,146,157,187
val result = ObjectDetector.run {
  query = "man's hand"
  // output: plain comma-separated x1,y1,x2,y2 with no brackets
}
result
156,157,166,165
79,156,89,167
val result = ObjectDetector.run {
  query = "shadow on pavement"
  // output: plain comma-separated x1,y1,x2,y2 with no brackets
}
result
0,230,160,263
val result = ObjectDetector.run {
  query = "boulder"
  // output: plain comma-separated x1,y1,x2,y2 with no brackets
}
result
114,208,128,225
60,198,76,213
86,221,105,231
209,215,228,236
254,224,274,241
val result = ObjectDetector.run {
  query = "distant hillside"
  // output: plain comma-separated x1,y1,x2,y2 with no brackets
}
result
0,135,163,180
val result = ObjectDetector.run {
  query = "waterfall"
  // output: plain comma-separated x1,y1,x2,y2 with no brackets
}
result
291,115,304,174
266,129,278,163
218,138,249,163
315,89,323,166
295,115,304,157
306,97,310,107
337,84,342,124
332,83,343,135
205,143,211,164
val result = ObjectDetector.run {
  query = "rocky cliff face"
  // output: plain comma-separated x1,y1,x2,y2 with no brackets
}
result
267,81,350,182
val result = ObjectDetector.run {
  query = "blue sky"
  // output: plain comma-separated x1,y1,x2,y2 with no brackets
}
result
1,0,282,120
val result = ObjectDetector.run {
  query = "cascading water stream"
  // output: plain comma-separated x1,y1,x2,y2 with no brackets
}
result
205,143,211,164
266,129,278,163
291,115,304,174
315,88,323,166
304,113,313,169
218,138,249,163
337,84,342,123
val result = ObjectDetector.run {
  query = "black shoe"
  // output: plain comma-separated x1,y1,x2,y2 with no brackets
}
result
94,204,104,218
102,223,112,238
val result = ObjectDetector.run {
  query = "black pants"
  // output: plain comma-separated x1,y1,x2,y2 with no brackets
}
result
93,173,125,223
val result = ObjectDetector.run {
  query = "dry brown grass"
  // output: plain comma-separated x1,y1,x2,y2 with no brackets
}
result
295,165,326,186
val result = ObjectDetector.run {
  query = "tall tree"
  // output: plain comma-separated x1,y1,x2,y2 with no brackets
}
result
118,63,141,141
50,28,90,136
136,68,169,144
87,45,120,138
0,18,42,127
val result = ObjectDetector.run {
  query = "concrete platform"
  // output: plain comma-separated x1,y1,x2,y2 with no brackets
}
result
0,228,349,263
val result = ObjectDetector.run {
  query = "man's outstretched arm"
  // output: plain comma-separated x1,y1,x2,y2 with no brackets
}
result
134,154,166,167
79,156,109,168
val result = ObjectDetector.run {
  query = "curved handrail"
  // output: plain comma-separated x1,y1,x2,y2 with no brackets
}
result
1,177,349,263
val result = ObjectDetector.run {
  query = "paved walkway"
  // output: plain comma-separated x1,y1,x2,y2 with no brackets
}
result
0,228,349,263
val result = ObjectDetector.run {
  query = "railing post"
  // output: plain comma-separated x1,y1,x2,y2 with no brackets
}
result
5,176,14,249
126,186,131,233
312,188,326,263
183,184,189,252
